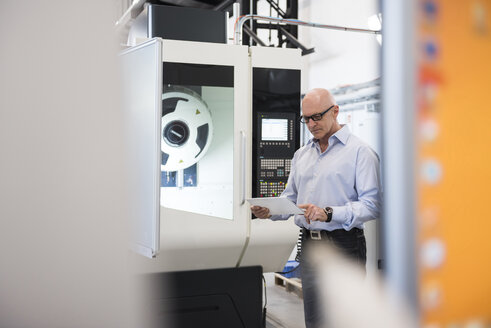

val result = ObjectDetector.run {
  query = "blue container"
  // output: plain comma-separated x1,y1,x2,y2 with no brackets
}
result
281,260,301,278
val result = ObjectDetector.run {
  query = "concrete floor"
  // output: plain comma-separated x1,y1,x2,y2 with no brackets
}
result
263,272,305,328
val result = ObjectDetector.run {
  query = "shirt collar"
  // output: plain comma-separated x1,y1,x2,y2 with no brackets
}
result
308,124,350,147
332,124,350,145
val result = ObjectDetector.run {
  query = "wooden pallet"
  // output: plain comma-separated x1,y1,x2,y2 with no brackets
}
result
274,273,303,299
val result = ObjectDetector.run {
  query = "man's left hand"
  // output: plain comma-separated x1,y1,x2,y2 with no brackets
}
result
298,204,327,224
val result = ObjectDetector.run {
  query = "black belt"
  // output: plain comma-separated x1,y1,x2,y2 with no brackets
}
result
302,227,363,241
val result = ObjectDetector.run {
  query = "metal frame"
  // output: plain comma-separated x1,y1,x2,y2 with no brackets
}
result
381,0,419,314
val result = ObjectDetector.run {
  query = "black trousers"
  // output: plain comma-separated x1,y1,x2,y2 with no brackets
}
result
300,228,366,328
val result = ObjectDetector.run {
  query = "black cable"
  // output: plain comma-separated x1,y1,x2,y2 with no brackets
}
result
262,274,267,328
275,263,300,275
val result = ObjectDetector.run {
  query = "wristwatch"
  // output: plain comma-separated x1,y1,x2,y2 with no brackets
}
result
323,207,333,222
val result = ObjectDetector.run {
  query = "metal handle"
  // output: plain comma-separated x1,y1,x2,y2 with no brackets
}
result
240,130,246,205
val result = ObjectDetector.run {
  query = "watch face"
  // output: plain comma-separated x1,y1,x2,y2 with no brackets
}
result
325,207,333,222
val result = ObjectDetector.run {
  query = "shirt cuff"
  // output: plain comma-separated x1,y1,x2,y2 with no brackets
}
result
330,205,347,225
269,214,290,221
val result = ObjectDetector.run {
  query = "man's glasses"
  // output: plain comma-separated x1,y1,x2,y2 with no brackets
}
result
299,105,336,123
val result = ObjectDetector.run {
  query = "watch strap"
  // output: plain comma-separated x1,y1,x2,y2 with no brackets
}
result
323,207,333,222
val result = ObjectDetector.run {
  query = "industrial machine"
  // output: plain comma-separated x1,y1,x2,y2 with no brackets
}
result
120,37,301,327
121,38,301,273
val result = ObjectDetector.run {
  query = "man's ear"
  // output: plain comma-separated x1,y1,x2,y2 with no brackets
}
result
333,105,340,117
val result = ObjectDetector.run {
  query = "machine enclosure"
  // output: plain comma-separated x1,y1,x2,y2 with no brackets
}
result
123,38,301,273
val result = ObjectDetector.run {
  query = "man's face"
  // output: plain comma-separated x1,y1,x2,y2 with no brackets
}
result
301,100,337,140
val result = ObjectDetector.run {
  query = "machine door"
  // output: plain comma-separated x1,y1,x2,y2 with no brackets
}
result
120,38,162,258
239,47,302,273
127,40,251,273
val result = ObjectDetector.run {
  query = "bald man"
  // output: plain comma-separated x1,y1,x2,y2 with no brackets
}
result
251,88,382,328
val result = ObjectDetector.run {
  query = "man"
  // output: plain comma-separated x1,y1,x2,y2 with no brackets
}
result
251,88,381,328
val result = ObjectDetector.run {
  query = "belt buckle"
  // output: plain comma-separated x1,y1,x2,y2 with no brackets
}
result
310,230,321,240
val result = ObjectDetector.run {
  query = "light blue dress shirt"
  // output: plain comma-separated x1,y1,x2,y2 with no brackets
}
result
270,125,382,231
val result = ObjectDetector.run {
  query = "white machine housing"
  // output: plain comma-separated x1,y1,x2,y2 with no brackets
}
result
124,38,300,273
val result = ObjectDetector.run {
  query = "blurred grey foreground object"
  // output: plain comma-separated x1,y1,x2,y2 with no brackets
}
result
0,1,135,327
308,245,417,328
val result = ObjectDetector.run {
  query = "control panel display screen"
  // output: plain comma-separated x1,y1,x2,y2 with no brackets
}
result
261,118,288,141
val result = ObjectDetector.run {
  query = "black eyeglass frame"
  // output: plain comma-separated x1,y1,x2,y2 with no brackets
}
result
299,105,336,123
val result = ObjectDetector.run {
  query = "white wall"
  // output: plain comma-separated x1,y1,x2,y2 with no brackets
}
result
298,0,380,92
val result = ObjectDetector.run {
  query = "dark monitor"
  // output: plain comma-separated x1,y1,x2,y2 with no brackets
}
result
142,266,263,328
148,4,227,44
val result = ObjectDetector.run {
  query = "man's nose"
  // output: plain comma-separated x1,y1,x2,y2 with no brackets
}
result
307,119,316,128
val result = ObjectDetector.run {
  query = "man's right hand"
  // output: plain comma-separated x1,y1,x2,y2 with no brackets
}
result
250,206,272,219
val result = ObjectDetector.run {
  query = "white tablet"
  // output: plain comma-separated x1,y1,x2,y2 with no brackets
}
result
246,197,305,215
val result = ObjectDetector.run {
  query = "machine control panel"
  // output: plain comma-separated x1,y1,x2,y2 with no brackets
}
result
256,112,296,197
252,67,300,199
